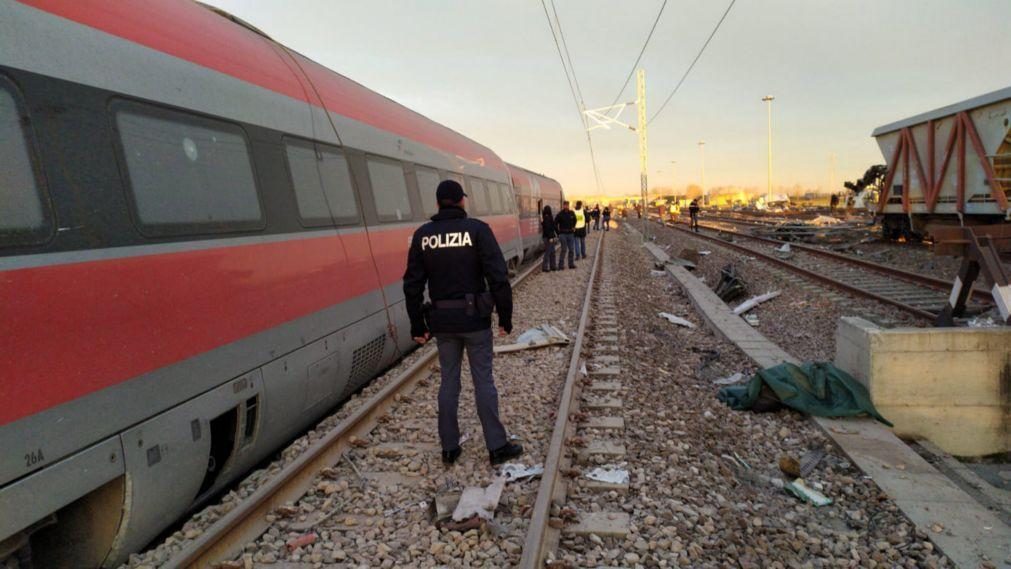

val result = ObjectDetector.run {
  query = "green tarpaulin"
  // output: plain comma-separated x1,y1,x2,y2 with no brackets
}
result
717,362,892,426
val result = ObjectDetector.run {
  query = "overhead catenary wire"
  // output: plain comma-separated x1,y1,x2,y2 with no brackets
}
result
540,0,604,194
648,0,737,125
608,0,669,108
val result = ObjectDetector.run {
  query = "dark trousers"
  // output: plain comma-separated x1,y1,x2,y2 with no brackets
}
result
435,329,507,452
542,237,556,270
558,233,575,268
690,212,699,232
603,217,610,231
593,217,600,230
576,233,587,258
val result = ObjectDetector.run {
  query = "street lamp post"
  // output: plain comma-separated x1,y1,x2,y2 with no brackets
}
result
698,141,706,205
762,95,774,203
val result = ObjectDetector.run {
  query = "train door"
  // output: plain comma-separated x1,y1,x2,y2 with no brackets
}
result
268,49,392,421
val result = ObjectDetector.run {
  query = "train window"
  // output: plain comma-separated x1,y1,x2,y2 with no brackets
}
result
284,138,359,226
367,156,412,222
468,178,488,215
502,184,512,212
415,167,441,216
501,184,516,213
114,101,263,235
0,81,51,247
487,180,503,213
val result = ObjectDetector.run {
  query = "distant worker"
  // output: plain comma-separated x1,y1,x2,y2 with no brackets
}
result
688,199,700,232
554,200,577,269
403,180,523,466
541,205,558,272
602,206,611,232
829,193,839,213
591,204,601,231
573,200,588,259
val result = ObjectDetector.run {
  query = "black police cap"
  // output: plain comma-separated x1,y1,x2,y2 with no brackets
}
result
436,180,467,204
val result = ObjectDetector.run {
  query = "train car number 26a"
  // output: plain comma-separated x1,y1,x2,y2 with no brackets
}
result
25,448,45,468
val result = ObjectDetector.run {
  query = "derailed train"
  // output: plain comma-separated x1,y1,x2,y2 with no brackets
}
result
873,86,1011,243
0,1,563,565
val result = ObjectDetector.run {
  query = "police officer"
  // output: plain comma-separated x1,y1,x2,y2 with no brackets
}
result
403,180,524,466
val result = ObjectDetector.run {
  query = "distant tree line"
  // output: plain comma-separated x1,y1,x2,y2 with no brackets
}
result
844,164,887,194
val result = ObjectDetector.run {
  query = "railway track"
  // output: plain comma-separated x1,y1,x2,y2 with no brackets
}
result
657,219,991,321
162,234,606,568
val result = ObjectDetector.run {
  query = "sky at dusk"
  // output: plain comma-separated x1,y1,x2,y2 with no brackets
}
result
204,0,1010,196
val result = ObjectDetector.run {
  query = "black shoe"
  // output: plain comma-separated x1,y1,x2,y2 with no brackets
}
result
569,265,576,269
489,442,524,465
442,447,461,465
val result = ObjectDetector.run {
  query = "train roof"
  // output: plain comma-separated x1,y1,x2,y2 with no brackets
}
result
16,0,507,174
506,162,561,185
872,85,1011,137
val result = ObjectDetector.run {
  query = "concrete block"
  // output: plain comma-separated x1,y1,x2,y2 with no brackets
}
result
565,512,630,537
834,318,1011,457
580,479,629,494
576,441,626,463
583,397,622,410
582,416,624,430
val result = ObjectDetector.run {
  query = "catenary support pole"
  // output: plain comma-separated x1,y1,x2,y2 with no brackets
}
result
637,68,648,242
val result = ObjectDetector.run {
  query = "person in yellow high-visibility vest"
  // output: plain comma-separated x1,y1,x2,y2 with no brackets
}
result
573,201,587,259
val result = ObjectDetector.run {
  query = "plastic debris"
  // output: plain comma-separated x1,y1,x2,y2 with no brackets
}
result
744,314,760,327
799,449,826,477
452,477,506,521
785,478,832,506
699,250,711,256
713,372,745,386
715,264,747,302
776,243,792,253
967,314,1000,328
286,532,318,551
733,291,781,315
499,463,544,482
651,269,667,276
496,324,570,353
585,466,630,485
810,215,843,226
658,312,696,328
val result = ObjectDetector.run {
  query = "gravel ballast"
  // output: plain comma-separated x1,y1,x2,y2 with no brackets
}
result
552,224,950,568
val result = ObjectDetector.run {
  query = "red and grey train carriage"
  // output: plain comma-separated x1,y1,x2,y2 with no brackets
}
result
0,1,560,565
507,163,565,258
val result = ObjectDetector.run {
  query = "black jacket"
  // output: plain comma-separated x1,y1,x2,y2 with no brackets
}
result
403,206,513,337
541,212,557,239
555,209,576,233
602,207,611,218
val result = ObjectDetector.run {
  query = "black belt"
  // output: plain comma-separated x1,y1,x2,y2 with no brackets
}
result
433,299,468,309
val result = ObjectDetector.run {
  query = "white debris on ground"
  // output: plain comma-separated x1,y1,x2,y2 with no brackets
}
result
650,225,923,361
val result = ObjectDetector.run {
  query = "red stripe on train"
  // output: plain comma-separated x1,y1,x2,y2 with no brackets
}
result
0,218,519,426
0,231,386,427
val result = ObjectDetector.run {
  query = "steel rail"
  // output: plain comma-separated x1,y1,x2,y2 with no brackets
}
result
519,231,605,568
167,261,541,568
677,218,991,303
661,221,938,321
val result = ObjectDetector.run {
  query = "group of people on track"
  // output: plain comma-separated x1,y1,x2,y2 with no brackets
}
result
538,201,610,271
